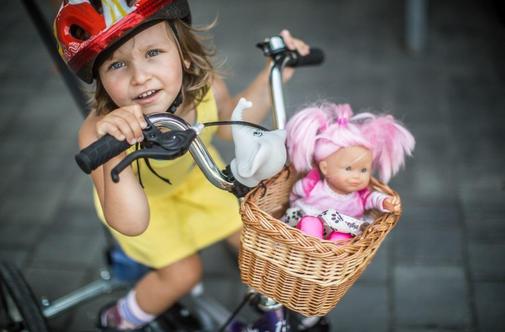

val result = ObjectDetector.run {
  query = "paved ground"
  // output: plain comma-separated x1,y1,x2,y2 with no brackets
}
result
1,0,504,331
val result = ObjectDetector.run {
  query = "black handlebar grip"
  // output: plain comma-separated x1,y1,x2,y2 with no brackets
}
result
287,47,325,67
75,134,131,174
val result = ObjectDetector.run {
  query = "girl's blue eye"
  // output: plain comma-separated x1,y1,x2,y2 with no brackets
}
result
147,49,161,57
109,61,125,70
361,168,368,173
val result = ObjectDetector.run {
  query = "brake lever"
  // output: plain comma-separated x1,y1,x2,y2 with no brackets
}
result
110,127,197,183
256,35,291,65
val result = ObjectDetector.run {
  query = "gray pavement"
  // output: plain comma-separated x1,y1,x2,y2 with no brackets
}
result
1,0,504,331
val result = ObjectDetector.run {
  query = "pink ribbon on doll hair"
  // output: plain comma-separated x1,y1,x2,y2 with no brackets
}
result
334,104,353,127
336,117,348,126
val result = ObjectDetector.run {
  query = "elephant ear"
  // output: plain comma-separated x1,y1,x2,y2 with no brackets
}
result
237,140,267,178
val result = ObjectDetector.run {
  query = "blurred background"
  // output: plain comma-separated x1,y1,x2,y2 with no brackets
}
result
0,0,504,331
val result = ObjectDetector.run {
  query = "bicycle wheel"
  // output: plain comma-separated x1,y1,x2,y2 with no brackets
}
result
156,301,215,331
0,261,49,332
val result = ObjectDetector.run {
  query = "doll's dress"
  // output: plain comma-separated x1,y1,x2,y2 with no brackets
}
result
282,168,389,237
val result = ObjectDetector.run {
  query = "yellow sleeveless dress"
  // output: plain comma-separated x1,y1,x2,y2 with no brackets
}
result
94,89,242,268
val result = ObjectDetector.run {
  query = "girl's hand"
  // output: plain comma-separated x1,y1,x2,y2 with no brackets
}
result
279,29,310,82
95,105,148,145
383,196,401,215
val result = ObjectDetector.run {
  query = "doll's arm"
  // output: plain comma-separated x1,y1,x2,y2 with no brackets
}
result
289,178,306,204
382,196,401,214
363,189,391,213
289,168,320,203
363,189,401,214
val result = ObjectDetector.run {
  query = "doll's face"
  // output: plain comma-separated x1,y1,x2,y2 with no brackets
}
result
319,146,373,195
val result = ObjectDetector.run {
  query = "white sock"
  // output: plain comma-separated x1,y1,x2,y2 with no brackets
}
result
117,290,155,329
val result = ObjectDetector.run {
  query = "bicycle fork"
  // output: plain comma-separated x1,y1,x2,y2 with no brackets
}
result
224,292,290,332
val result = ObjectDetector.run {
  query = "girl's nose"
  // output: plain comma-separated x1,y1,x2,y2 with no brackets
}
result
131,63,150,85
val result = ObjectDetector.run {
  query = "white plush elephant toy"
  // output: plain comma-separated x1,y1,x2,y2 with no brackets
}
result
229,98,287,187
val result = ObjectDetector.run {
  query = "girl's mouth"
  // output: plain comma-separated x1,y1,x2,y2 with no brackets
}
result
135,89,160,100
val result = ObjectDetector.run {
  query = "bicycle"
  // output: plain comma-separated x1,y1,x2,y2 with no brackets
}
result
0,35,326,332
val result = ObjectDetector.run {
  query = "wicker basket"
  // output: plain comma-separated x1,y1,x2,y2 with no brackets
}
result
238,166,401,316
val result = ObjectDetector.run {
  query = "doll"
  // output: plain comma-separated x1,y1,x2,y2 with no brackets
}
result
282,103,415,241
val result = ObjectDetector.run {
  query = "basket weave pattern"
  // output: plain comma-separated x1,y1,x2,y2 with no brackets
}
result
238,166,401,316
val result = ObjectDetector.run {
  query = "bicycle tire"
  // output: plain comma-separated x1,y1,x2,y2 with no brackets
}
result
156,301,215,331
0,261,50,332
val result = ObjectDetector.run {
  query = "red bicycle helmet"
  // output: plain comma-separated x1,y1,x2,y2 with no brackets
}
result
54,0,191,83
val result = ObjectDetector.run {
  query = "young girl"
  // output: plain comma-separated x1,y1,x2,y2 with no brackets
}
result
54,0,309,330
283,103,415,241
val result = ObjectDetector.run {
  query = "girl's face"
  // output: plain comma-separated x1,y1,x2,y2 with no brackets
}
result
98,22,185,115
319,146,373,195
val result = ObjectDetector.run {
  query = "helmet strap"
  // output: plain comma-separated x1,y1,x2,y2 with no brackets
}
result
166,20,184,114
168,20,180,41
167,90,183,114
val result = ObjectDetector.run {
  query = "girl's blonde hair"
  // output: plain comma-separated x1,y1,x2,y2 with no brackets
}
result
92,19,216,115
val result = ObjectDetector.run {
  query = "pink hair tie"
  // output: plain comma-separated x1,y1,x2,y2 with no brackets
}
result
336,118,348,126
334,103,353,127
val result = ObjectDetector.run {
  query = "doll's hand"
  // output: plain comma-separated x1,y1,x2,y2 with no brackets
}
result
95,105,148,145
383,196,401,215
279,29,310,82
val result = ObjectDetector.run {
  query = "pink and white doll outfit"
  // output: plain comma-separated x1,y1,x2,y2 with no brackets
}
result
282,103,415,241
283,168,390,239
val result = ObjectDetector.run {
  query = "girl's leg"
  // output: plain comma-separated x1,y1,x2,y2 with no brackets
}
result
136,253,203,315
101,253,202,329
225,230,241,251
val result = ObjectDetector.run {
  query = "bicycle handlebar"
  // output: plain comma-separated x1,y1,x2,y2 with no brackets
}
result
286,47,324,67
75,35,324,195
76,134,130,174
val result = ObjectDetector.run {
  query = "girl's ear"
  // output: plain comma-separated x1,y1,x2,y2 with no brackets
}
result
183,59,191,69
319,160,328,177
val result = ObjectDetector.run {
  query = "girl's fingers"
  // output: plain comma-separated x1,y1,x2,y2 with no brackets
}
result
126,105,148,129
95,105,147,145
97,121,126,141
114,115,142,144
100,115,138,144
279,29,309,55
280,30,295,49
294,39,310,56
114,111,145,142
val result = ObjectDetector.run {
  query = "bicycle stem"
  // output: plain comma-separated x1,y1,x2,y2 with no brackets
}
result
269,56,290,130
146,113,235,192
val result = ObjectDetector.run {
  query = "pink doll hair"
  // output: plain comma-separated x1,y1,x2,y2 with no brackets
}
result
285,103,415,183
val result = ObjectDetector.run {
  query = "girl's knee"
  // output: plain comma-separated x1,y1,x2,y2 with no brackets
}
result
156,254,202,291
226,230,241,250
181,258,203,288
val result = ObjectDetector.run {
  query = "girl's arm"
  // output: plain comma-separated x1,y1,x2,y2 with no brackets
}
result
79,109,150,236
212,70,269,140
213,30,309,141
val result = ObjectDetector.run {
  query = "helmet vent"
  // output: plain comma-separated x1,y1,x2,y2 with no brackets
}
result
70,25,91,41
89,0,103,14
